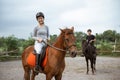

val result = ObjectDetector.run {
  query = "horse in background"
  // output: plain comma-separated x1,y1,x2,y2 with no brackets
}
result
82,40,97,74
22,27,77,80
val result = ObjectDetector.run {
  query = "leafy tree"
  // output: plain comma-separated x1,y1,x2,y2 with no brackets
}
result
115,33,120,41
74,32,86,42
0,37,6,47
5,35,19,51
22,37,34,49
50,34,57,44
103,30,116,42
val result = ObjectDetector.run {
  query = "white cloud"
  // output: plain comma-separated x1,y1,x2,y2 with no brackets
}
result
59,0,116,25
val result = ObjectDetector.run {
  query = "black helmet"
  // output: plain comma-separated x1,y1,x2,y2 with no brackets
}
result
87,29,92,32
36,12,44,19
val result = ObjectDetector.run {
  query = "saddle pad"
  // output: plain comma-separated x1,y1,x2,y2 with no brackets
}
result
27,47,49,68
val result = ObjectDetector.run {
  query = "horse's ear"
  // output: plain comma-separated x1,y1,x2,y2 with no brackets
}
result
59,28,64,33
71,26,74,31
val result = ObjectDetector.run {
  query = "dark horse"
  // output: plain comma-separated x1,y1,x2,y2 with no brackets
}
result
82,40,96,74
22,27,77,80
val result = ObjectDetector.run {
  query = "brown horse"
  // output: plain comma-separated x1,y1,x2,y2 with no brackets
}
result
22,27,77,80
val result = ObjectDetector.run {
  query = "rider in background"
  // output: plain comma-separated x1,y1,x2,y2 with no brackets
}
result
32,12,50,72
86,29,96,46
86,29,96,53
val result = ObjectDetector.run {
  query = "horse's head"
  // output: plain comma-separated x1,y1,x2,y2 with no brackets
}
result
82,40,87,47
60,27,77,57
81,40,87,53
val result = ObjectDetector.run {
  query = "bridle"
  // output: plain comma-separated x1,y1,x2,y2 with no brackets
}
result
64,38,76,51
43,40,76,52
42,32,76,52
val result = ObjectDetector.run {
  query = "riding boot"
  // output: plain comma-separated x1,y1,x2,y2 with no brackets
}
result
35,54,40,72
34,54,43,74
38,54,43,71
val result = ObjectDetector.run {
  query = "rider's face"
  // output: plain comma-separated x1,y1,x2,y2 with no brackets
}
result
37,17,44,25
87,31,91,35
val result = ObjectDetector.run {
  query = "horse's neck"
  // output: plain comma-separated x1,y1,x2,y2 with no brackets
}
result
50,33,66,61
53,33,65,50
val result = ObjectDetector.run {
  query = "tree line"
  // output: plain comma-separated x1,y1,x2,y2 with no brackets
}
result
0,29,120,56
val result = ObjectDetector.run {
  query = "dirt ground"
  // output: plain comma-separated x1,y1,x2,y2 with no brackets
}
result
0,57,120,80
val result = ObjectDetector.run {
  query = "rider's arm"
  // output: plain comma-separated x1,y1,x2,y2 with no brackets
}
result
32,27,43,42
32,27,39,40
90,39,96,42
90,35,96,43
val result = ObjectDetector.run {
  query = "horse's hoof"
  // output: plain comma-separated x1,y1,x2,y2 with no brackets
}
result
92,73,95,75
86,72,89,75
94,69,96,72
92,71,95,75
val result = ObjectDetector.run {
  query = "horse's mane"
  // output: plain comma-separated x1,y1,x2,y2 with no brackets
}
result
82,40,87,47
53,28,72,45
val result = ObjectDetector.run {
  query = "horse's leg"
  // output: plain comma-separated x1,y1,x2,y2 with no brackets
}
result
94,57,96,71
90,58,94,74
55,73,62,80
46,73,53,80
85,57,89,74
24,67,30,80
31,70,37,80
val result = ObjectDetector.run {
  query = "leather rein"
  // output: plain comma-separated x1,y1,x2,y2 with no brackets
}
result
42,41,75,52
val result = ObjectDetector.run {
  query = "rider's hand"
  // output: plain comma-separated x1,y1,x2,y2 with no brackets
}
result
37,38,43,43
90,40,93,43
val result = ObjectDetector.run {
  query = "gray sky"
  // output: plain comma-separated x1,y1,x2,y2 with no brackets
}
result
0,0,120,39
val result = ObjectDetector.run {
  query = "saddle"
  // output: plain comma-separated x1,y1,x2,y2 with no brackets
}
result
33,46,47,62
27,46,49,68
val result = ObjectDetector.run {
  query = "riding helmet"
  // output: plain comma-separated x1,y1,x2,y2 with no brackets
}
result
36,12,44,19
87,29,92,32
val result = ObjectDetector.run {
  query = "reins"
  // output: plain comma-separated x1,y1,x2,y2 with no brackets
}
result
42,31,76,52
42,41,68,52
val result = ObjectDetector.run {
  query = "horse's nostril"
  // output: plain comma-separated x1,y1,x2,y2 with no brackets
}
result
72,52,74,54
71,52,75,55
70,51,77,57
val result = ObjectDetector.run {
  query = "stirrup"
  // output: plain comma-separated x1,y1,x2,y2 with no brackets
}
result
34,66,39,72
34,66,43,73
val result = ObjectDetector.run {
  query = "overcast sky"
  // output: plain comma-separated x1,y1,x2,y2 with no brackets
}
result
0,0,120,39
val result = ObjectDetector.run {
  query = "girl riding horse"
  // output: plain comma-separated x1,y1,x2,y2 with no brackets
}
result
32,12,50,72
22,27,77,80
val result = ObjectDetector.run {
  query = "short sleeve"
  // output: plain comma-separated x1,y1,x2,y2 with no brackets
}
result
92,35,95,39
